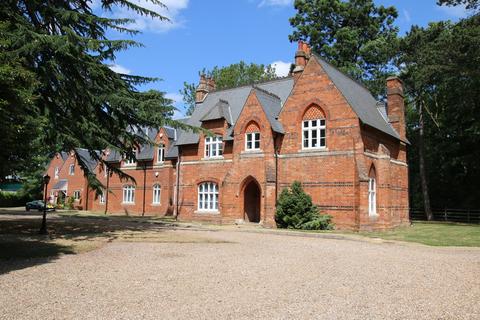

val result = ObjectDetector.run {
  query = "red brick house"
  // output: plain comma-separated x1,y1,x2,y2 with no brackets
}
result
45,42,409,230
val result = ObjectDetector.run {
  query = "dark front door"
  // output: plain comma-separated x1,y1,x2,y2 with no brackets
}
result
244,181,261,223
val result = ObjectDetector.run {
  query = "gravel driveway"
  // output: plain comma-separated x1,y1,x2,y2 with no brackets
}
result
1,229,479,319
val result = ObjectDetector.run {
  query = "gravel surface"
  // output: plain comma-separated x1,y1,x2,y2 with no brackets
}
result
1,229,479,319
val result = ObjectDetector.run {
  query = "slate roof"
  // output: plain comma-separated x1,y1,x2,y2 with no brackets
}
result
200,99,233,124
313,54,403,141
51,179,68,191
75,148,101,173
176,77,294,146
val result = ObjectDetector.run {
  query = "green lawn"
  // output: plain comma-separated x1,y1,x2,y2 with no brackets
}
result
358,221,480,247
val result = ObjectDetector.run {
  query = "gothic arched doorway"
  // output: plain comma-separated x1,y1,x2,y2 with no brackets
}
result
243,179,261,223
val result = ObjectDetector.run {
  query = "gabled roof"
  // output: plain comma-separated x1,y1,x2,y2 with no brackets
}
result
313,54,402,141
75,148,101,173
200,99,233,124
252,87,284,134
176,77,294,146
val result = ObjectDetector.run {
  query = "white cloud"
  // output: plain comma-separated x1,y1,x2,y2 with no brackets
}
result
110,0,189,33
270,60,291,77
437,4,469,18
109,64,131,74
403,9,411,23
258,0,292,7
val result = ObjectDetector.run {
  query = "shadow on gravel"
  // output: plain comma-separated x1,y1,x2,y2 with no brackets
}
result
0,210,177,275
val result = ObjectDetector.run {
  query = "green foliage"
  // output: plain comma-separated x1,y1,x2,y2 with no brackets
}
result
437,0,479,11
289,0,399,97
0,191,32,207
65,196,75,210
399,15,480,209
180,61,279,115
0,0,194,193
275,181,333,230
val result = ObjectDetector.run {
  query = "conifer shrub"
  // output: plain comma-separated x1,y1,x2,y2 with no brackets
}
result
275,181,334,230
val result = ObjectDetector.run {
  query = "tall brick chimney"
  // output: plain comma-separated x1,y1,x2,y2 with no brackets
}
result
206,76,216,92
195,74,209,103
293,41,311,80
386,76,406,141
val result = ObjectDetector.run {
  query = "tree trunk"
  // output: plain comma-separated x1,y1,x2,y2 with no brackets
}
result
418,101,433,220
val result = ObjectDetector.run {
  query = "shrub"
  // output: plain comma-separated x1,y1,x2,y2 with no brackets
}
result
275,181,334,230
0,191,33,207
65,196,75,210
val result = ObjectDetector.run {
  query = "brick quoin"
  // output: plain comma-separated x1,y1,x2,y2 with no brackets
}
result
45,42,409,230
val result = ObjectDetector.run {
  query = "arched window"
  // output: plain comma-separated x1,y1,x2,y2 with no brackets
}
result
153,184,161,204
123,185,135,204
157,144,165,163
302,105,326,149
368,167,377,216
245,121,260,151
198,182,219,212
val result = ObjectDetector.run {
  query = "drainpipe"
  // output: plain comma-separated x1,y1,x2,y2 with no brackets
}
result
142,163,147,216
274,134,279,204
174,151,181,220
104,168,109,215
85,181,89,211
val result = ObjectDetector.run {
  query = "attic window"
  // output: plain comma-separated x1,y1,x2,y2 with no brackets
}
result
205,136,223,158
123,148,137,166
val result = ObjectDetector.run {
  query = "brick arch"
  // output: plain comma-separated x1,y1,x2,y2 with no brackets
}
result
368,164,376,179
245,121,260,133
302,104,326,120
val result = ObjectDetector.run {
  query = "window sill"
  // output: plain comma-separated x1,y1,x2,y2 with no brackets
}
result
201,156,224,161
300,147,328,152
194,210,220,215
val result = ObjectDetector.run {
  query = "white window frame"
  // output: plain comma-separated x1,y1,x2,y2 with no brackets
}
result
157,144,165,164
73,190,81,201
69,164,75,175
54,167,59,179
198,182,219,212
122,185,135,204
245,132,260,151
302,118,326,149
204,136,223,158
99,189,105,204
152,184,161,204
368,177,377,216
123,148,137,167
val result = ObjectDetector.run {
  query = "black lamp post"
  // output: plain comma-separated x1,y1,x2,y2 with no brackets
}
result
39,174,51,235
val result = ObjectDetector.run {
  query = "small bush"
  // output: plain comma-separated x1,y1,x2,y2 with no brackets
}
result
0,191,33,207
275,181,334,230
65,197,75,210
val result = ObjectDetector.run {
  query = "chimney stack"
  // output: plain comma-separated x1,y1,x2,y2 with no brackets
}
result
206,76,216,92
386,76,406,142
195,74,209,103
293,41,311,80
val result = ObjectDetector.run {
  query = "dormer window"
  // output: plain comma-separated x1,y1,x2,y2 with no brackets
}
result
205,136,223,158
124,148,137,166
157,144,165,163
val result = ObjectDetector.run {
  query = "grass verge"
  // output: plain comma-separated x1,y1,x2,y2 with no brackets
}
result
358,221,480,247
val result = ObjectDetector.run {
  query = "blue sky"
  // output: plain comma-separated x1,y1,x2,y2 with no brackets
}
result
100,0,470,117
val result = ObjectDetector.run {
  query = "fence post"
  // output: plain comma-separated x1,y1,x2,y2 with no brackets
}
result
444,208,447,221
